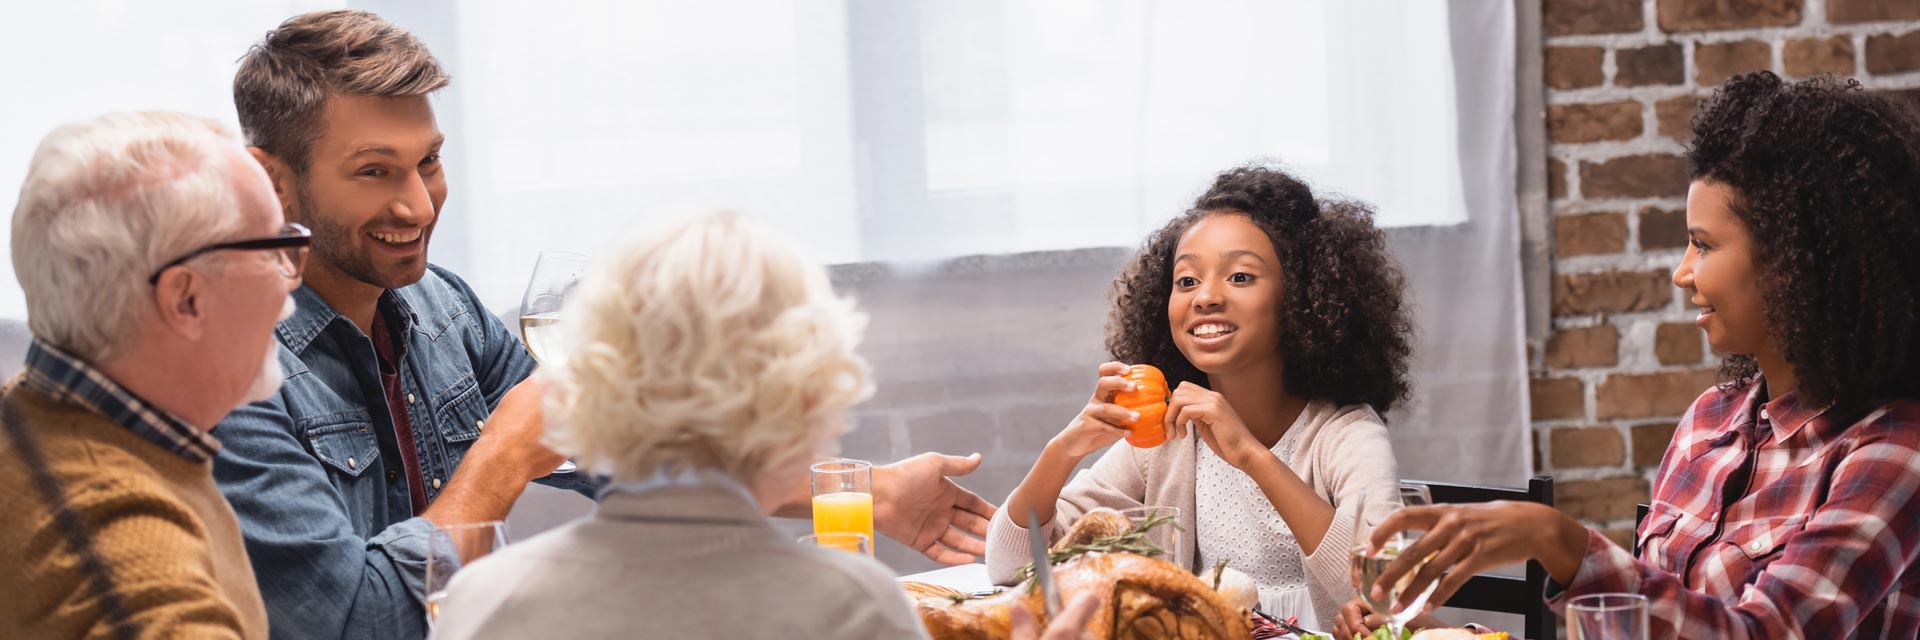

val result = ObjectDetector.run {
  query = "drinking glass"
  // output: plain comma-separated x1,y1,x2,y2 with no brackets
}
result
811,459,874,555
1568,593,1649,640
1349,483,1437,640
798,532,873,554
424,520,508,629
1116,506,1182,559
518,250,587,474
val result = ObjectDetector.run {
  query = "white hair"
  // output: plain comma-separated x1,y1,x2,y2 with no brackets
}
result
11,111,249,362
543,211,873,485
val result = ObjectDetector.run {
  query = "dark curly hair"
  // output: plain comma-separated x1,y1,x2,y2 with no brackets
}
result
1104,165,1415,414
1688,72,1920,416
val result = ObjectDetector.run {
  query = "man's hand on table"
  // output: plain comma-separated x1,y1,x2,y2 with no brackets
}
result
874,452,997,565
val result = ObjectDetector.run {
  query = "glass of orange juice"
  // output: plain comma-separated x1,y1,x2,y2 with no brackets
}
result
798,532,872,554
810,459,874,555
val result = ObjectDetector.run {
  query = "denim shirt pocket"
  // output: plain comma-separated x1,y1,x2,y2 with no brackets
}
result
301,411,380,477
434,376,487,447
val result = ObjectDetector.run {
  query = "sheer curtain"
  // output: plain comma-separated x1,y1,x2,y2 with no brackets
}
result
431,0,1475,310
0,1,342,319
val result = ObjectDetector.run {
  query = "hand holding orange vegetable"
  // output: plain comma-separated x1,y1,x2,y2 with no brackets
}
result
1112,364,1170,448
1047,362,1149,459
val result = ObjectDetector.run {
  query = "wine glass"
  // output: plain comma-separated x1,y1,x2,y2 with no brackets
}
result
1117,506,1182,560
1350,484,1436,639
519,250,587,474
424,520,508,630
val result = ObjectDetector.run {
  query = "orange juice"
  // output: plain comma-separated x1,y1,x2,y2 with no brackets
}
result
812,491,874,553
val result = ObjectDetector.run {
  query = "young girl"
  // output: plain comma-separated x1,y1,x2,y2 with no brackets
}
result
1346,72,1920,639
987,165,1416,629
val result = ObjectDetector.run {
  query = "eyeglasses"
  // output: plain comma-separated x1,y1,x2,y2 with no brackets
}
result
148,222,312,285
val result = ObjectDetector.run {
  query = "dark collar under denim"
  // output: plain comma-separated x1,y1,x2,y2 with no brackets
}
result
19,339,218,463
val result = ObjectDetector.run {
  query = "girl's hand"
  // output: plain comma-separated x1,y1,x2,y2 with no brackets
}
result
1047,362,1139,459
1167,381,1271,471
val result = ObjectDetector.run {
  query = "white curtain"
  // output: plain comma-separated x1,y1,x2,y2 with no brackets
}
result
0,0,343,319
428,0,1474,310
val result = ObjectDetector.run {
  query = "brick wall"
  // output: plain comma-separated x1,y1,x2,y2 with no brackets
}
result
1533,0,1920,544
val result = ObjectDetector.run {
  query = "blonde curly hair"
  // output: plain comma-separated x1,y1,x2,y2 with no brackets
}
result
542,212,872,485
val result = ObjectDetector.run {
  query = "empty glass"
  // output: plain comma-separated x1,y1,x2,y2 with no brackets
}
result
1568,593,1650,640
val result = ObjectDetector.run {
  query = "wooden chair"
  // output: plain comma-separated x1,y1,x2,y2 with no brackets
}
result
1402,475,1556,640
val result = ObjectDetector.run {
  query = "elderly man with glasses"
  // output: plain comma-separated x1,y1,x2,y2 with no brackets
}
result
0,111,306,639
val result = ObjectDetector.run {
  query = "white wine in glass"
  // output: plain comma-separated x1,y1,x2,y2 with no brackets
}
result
519,250,588,475
1347,483,1437,639
518,312,563,362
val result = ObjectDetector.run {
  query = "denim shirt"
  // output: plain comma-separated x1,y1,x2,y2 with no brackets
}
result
212,265,596,640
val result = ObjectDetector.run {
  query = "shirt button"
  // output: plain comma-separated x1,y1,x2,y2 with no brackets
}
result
475,419,485,430
386,471,398,483
1750,540,1766,552
1760,407,1770,421
408,393,416,404
433,478,443,489
348,457,357,470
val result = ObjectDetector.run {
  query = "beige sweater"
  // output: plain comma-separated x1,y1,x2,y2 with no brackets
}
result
431,483,929,640
986,399,1402,627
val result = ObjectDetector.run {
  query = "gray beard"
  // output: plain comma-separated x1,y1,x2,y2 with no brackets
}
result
241,296,297,404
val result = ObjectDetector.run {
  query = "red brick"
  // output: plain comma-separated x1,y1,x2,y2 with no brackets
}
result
1547,46,1607,90
1632,422,1680,467
1553,270,1673,316
1531,376,1586,421
1558,476,1652,522
1555,211,1630,257
1546,325,1621,368
1580,154,1690,199
1866,31,1920,74
1546,0,1646,36
1550,101,1645,144
1658,0,1802,32
1655,322,1704,365
1655,96,1702,143
1552,426,1627,468
1617,44,1686,86
1784,36,1857,77
1549,158,1569,200
1596,369,1720,419
1829,0,1920,24
1640,207,1690,250
1696,40,1775,87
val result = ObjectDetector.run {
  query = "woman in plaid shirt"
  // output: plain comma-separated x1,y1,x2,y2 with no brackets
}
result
1351,72,1920,639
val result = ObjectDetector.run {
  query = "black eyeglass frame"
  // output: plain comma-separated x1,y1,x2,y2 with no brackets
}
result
147,222,313,285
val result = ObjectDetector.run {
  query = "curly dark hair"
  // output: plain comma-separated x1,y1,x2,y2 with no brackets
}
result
1104,165,1415,414
1688,72,1920,416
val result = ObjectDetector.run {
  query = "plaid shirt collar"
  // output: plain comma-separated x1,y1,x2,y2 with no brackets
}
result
18,340,220,463
1690,379,1832,456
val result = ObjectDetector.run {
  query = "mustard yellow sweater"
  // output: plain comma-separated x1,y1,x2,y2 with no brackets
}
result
0,384,268,639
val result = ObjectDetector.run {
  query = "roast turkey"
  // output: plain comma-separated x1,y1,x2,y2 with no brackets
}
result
907,509,1251,640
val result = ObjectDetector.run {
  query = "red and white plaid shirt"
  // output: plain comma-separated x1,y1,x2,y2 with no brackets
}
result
1545,378,1920,639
